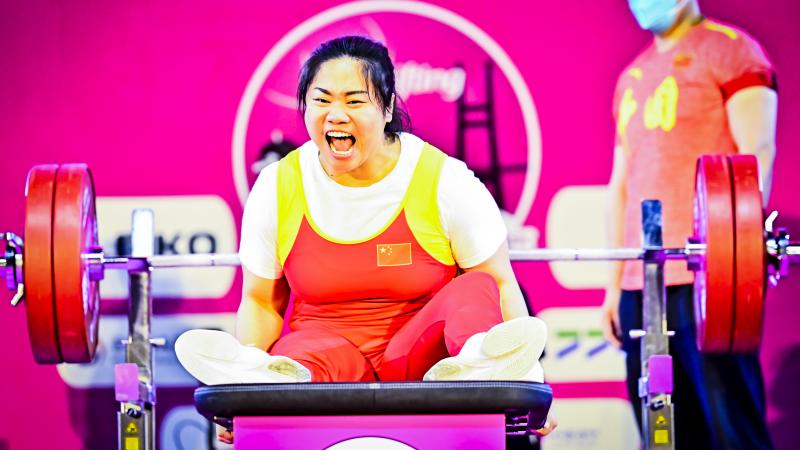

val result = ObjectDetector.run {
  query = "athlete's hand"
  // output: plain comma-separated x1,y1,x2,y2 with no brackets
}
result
533,411,558,436
217,425,233,445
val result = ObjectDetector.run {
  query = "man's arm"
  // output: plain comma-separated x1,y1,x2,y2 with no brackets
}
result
235,267,291,350
463,241,529,320
601,144,629,348
726,86,778,203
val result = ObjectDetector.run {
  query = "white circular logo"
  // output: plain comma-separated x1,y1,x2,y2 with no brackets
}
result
232,0,542,225
325,436,416,450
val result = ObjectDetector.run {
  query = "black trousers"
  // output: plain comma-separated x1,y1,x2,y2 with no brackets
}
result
620,285,773,450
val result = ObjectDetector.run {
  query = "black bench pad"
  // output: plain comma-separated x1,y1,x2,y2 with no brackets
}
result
195,381,552,430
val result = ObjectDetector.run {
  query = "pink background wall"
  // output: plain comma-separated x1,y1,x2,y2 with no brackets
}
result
1,1,798,449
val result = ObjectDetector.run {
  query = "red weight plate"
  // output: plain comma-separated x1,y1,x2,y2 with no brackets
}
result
24,164,63,364
692,156,735,352
53,164,100,363
728,155,766,352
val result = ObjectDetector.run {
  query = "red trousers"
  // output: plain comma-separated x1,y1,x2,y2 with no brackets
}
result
271,272,503,381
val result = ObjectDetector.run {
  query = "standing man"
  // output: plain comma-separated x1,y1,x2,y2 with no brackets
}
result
602,1,777,449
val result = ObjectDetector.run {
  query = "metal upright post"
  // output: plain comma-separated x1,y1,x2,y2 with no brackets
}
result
639,200,675,449
117,209,158,450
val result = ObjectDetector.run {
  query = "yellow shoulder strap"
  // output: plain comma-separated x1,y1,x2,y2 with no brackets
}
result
276,144,455,267
276,150,305,267
404,144,455,266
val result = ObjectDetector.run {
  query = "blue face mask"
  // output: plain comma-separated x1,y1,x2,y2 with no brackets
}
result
628,0,688,33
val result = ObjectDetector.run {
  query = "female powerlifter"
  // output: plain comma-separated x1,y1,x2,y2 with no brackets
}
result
176,35,553,442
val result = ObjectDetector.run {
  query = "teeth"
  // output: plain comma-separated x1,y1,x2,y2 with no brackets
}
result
329,141,353,155
326,131,353,138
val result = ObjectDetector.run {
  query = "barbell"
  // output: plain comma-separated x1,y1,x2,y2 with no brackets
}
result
1,155,797,364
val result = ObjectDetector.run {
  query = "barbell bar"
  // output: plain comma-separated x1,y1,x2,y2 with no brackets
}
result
1,155,798,363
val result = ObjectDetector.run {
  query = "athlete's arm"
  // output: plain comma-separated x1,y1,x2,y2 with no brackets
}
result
726,86,778,203
235,268,291,351
464,241,556,436
463,241,529,320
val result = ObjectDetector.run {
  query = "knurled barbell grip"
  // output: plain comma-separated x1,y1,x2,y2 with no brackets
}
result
147,253,241,268
84,253,243,270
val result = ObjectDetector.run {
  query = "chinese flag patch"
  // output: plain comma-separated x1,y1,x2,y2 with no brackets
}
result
376,243,412,266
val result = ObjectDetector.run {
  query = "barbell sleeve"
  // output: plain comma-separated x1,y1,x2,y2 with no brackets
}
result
509,248,644,261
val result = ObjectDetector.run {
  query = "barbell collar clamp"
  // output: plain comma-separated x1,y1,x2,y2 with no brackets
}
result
685,238,704,271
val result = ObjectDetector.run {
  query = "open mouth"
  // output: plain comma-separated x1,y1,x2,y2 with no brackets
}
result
325,131,356,158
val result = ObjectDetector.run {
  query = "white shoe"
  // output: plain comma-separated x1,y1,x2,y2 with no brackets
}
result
423,317,547,382
174,329,312,385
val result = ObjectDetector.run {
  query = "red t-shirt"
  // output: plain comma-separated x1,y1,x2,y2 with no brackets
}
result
613,19,776,290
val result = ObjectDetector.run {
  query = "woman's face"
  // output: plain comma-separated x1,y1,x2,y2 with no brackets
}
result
304,57,392,178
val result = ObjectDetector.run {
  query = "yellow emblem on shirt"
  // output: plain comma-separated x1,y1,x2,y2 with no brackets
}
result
617,88,638,137
644,76,679,132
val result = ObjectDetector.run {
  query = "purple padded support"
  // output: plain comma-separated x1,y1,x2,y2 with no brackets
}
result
114,363,140,402
234,414,505,450
648,354,673,395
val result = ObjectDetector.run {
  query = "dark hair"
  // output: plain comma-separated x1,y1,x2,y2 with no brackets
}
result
297,35,411,138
